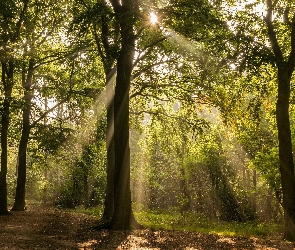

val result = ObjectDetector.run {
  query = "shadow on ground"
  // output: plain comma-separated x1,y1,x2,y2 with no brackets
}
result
0,206,295,249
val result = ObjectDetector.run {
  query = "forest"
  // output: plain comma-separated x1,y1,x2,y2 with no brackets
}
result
1,0,295,249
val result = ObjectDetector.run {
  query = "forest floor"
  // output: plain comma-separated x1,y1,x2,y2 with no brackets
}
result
0,205,295,249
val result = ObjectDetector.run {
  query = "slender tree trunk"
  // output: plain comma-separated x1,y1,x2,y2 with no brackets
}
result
179,167,190,212
276,68,295,240
11,59,34,211
179,138,190,212
0,61,13,215
264,2,295,239
11,107,30,211
83,174,89,208
252,170,257,215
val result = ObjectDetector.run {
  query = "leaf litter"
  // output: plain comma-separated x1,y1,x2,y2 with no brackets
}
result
0,206,294,249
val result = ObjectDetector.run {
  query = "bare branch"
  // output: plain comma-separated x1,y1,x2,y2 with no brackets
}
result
31,56,77,127
79,0,89,8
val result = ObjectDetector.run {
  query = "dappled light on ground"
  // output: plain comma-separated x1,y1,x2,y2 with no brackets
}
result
0,206,294,249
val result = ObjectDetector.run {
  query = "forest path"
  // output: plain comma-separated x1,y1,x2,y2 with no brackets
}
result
0,205,294,249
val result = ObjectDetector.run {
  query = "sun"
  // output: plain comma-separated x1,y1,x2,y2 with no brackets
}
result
150,12,158,24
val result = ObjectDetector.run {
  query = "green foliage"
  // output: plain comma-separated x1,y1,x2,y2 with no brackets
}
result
0,0,291,233
70,205,104,218
55,117,107,209
135,208,282,237
32,124,72,154
252,147,281,201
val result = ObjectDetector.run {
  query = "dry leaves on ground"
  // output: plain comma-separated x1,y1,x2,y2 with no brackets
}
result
0,206,294,249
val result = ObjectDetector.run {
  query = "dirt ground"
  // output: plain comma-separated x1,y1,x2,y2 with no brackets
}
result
0,206,295,249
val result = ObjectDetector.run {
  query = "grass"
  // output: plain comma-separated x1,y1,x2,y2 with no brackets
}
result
68,205,104,218
134,208,284,237
66,204,283,238
8,199,284,239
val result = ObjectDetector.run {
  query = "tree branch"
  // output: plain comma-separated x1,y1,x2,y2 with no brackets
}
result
264,0,284,62
92,24,106,66
30,98,68,128
130,92,170,102
131,59,175,80
130,110,206,129
133,37,166,68
12,0,29,42
36,18,58,47
109,0,122,13
283,7,291,24
287,12,295,76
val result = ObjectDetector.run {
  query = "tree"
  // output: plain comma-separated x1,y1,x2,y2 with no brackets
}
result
0,0,29,215
264,1,295,240
71,0,121,221
107,0,139,230
11,58,34,211
0,60,14,215
11,0,77,211
162,0,295,240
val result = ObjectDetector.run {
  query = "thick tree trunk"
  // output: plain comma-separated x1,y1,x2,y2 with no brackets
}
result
0,61,13,215
11,60,34,211
103,69,115,220
109,0,138,229
92,1,117,221
276,69,295,240
111,34,135,230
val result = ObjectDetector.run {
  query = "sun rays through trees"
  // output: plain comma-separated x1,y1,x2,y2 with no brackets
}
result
1,0,295,243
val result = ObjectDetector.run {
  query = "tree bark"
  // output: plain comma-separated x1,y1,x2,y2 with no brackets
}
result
103,69,115,220
264,1,295,240
91,1,117,222
11,59,34,211
111,27,134,230
0,61,14,215
108,0,138,230
276,68,295,240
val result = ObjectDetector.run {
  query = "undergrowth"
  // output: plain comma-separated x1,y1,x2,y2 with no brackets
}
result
134,208,283,237
68,206,104,218
69,204,283,237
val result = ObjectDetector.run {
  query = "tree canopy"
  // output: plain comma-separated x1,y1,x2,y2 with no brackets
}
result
1,0,295,241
